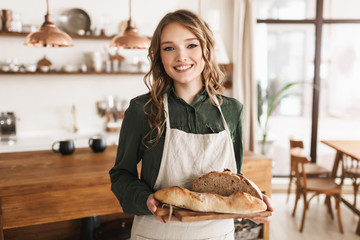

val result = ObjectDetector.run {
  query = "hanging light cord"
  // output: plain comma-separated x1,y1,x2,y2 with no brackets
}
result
198,0,201,17
46,0,50,15
129,0,132,21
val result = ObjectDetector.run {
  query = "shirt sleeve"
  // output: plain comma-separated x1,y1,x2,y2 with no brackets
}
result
109,98,153,215
234,103,244,175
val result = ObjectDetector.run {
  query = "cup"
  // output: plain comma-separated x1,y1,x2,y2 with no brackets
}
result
52,140,75,155
88,136,106,153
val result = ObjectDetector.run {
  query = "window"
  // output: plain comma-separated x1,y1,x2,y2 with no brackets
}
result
255,0,360,176
323,0,360,19
321,24,360,118
256,0,316,20
255,24,315,176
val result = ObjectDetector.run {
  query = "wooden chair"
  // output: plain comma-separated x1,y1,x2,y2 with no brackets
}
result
291,152,344,233
340,155,360,207
287,138,330,202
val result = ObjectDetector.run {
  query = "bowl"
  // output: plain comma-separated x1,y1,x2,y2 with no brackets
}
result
39,66,50,72
26,64,37,72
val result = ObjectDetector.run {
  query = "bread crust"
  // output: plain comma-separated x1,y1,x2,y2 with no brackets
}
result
192,170,263,200
154,186,267,214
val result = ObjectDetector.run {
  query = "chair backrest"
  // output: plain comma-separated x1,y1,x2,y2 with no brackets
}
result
342,155,360,176
289,138,306,173
291,151,311,189
290,138,304,150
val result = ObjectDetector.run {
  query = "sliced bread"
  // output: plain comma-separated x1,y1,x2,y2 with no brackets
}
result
192,169,263,200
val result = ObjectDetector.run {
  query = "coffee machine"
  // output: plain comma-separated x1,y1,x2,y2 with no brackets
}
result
0,112,17,143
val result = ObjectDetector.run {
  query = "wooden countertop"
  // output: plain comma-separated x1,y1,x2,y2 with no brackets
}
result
0,146,122,231
0,146,272,240
243,151,272,196
0,148,270,198
0,146,118,197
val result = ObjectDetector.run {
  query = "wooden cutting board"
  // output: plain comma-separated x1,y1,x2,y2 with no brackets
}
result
155,207,272,222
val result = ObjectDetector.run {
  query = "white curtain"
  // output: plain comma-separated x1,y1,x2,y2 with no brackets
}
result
232,0,257,152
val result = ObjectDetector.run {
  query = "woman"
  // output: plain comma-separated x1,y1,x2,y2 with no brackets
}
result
110,9,273,240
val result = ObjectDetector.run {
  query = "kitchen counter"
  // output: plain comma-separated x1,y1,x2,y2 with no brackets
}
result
0,147,272,240
0,146,122,240
0,130,120,153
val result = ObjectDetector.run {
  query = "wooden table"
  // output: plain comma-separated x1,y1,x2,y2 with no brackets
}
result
242,151,272,240
0,146,122,240
0,147,272,240
321,140,360,235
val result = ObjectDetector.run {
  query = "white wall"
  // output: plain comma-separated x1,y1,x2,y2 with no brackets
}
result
0,0,234,141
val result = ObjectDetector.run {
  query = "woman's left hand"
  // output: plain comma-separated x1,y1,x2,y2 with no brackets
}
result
247,194,274,224
147,194,179,223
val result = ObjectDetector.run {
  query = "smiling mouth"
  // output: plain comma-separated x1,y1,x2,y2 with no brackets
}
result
174,64,193,71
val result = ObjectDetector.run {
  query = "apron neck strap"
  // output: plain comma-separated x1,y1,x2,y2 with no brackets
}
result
212,95,230,133
163,93,170,129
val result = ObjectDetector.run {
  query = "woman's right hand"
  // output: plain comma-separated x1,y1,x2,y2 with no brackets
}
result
146,193,179,223
246,194,274,224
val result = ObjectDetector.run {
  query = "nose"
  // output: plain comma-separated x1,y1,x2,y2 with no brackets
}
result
175,48,188,62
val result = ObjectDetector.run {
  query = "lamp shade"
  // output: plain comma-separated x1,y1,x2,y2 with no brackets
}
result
25,14,73,47
110,19,150,49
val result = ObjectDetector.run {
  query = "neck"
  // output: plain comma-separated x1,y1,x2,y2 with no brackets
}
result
173,82,203,105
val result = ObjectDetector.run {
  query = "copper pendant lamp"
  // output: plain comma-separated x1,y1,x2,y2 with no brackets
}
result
110,0,150,49
24,0,73,47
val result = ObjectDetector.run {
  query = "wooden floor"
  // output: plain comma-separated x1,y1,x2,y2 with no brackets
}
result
270,193,359,240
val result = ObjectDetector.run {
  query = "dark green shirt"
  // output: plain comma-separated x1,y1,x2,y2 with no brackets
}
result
109,88,244,215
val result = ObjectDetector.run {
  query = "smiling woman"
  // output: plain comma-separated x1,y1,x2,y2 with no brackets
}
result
109,9,273,240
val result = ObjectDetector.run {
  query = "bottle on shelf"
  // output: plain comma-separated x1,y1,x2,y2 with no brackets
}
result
10,13,22,32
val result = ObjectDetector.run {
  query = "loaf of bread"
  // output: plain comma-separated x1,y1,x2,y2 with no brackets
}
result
192,170,263,200
154,186,267,214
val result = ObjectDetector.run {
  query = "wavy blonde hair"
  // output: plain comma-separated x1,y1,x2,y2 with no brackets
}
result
143,9,225,147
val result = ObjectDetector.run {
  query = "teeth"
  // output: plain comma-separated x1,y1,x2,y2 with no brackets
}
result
175,65,191,71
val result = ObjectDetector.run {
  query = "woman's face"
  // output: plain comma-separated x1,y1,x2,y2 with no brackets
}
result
160,22,205,89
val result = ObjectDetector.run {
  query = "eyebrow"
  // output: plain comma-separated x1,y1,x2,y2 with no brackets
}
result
160,38,199,46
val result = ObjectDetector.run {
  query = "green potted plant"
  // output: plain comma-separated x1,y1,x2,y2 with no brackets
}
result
257,81,317,155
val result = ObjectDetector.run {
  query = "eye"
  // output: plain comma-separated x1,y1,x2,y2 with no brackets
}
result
162,46,174,51
188,44,198,49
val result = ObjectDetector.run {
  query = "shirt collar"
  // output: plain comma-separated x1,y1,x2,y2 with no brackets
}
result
168,87,208,106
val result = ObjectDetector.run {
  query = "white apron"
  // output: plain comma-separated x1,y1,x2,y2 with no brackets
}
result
131,93,237,240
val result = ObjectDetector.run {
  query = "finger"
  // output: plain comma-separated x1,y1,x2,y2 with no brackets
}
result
262,194,274,212
154,216,165,223
170,216,180,221
150,204,157,214
251,216,272,224
162,216,180,223
146,194,159,214
148,203,157,214
154,214,179,222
